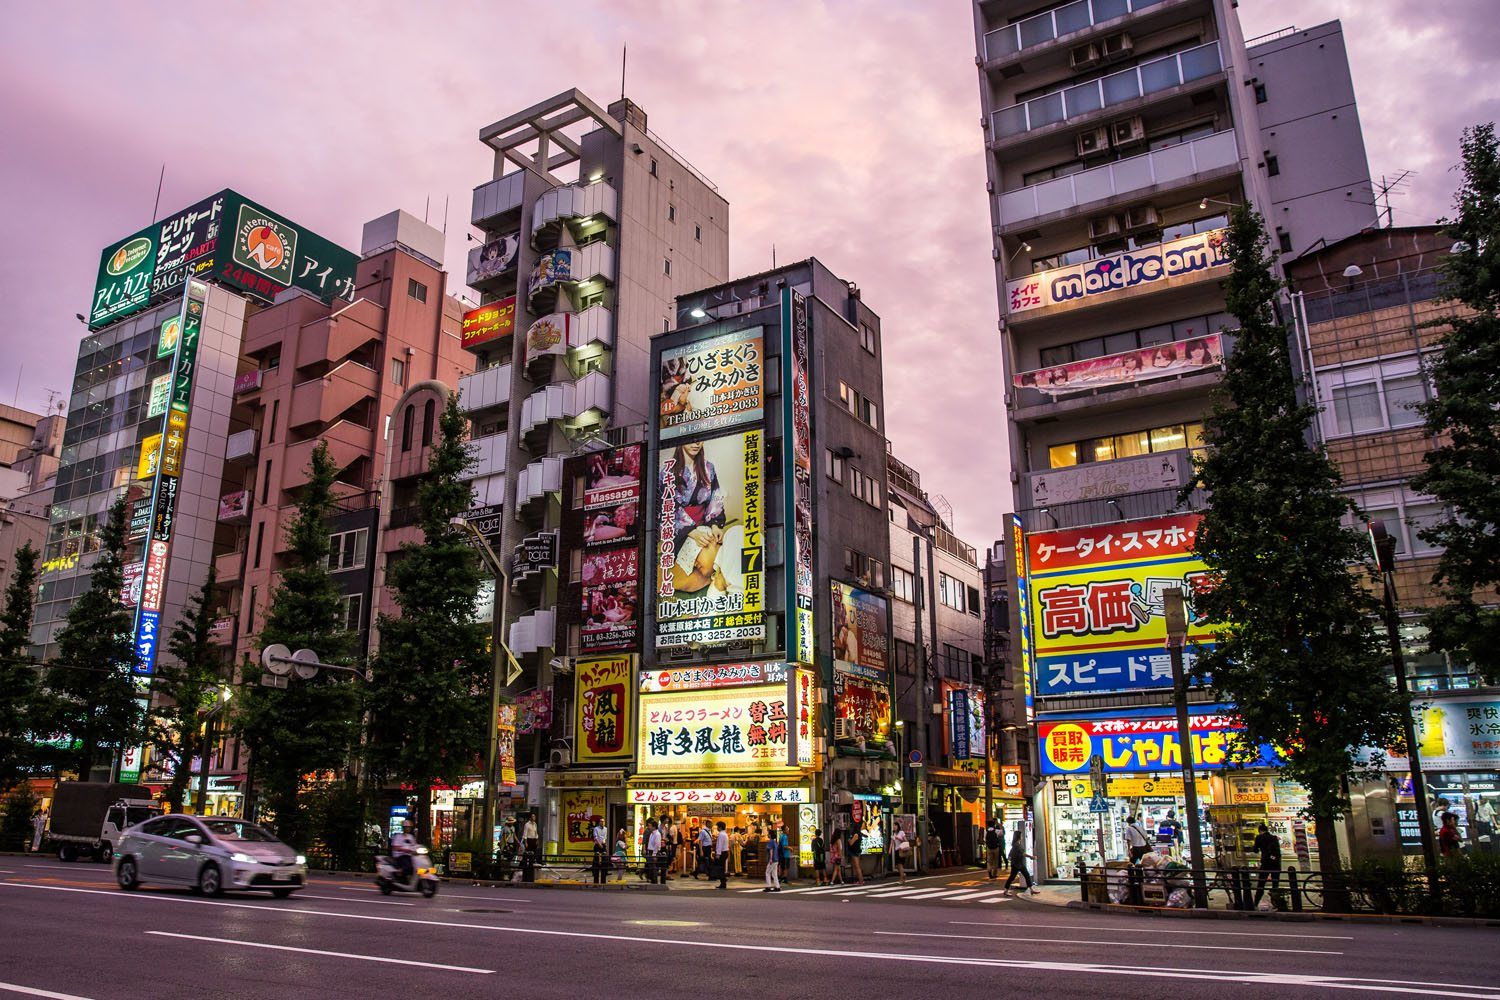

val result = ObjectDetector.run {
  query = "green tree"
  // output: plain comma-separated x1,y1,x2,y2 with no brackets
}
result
1185,205,1403,886
0,542,41,790
1411,122,1500,684
365,392,489,841
44,497,142,779
148,566,223,813
232,443,359,849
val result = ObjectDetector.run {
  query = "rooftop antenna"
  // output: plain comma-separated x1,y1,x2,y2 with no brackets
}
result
772,244,777,268
151,163,165,223
1374,170,1414,228
424,195,430,224
42,387,62,413
10,366,20,407
442,195,449,236
621,44,627,100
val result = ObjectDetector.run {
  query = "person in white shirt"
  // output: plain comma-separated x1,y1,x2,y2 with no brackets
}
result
891,826,912,884
714,821,730,889
645,820,664,884
1123,814,1151,865
697,823,713,880
389,820,420,883
591,816,610,885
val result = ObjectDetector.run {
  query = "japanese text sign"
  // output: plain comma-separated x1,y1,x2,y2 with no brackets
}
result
1006,227,1229,315
575,656,634,762
461,297,516,349
636,681,803,776
659,327,765,440
1038,706,1279,775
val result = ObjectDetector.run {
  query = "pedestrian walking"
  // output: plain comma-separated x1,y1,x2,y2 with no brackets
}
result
778,823,795,883
1440,811,1463,857
714,821,730,890
1251,823,1282,908
696,822,713,879
1157,809,1184,854
984,819,1003,879
591,815,610,884
1124,814,1151,865
892,824,912,884
828,830,844,885
811,828,827,885
1002,827,1038,896
762,825,782,891
645,820,663,884
845,824,864,884
30,808,46,853
613,829,628,882
521,812,540,882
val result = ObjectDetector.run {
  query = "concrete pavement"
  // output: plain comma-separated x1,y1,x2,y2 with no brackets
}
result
2,858,1498,999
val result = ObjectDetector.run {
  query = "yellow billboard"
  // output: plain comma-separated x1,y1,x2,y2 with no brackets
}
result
136,434,163,480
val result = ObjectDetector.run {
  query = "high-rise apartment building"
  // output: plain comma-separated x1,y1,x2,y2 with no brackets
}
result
973,3,1380,876
0,403,65,597
457,90,729,796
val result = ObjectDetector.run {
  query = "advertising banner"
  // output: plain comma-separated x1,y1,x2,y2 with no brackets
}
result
515,689,553,736
1372,696,1500,772
561,789,606,851
1028,513,1215,696
833,667,891,745
1038,705,1279,775
218,490,250,521
575,656,633,762
658,327,764,440
945,683,985,762
636,681,801,776
581,548,639,653
577,444,642,548
150,193,228,302
655,430,765,648
795,669,815,767
783,290,815,666
217,196,357,304
1011,515,1035,722
513,531,559,582
832,582,890,745
629,786,809,805
470,233,520,282
157,317,181,358
1015,334,1224,396
496,704,517,788
136,434,164,480
461,297,516,350
461,503,504,539
121,561,144,609
524,313,571,364
1005,226,1229,314
640,661,788,694
528,248,572,296
147,374,171,418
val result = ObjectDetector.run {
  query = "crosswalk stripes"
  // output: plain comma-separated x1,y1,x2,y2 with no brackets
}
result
736,881,1015,904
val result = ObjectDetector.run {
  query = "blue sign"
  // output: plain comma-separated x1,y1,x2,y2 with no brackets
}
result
1088,793,1110,814
1037,647,1203,697
132,610,161,676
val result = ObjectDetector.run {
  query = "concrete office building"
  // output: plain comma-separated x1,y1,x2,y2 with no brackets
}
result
973,2,1380,875
457,90,729,801
0,404,65,598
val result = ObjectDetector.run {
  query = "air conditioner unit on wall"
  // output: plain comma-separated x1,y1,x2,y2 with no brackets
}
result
833,718,852,741
1101,32,1135,61
1111,116,1146,147
548,748,571,768
1076,126,1111,158
1123,205,1160,231
1069,42,1102,69
1088,214,1123,241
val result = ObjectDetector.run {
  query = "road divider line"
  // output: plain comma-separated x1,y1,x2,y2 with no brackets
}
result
298,893,413,906
8,881,1494,998
144,931,492,974
0,981,96,1000
948,920,1355,940
876,930,1340,956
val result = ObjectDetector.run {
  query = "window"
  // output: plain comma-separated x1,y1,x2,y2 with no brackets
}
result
407,278,427,302
668,204,676,222
1382,375,1427,428
1254,82,1268,104
1265,155,1280,177
1319,360,1430,437
422,398,436,445
391,357,406,387
839,381,858,415
401,404,414,452
1047,421,1205,469
339,593,364,633
939,572,969,613
844,548,882,586
966,585,982,618
649,157,659,177
260,459,273,504
890,565,917,604
893,638,919,675
328,528,369,571
824,449,845,483
1278,231,1294,254
247,585,257,633
1347,490,1447,557
1331,382,1382,434
862,398,880,431
268,399,279,444
663,258,672,276
253,521,265,569
860,323,877,355
1026,312,1235,370
694,224,702,242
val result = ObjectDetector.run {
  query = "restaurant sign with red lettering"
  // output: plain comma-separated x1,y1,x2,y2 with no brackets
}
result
1038,705,1279,775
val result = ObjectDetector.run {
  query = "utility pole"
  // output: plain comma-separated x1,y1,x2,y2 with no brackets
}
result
1163,587,1208,908
910,529,929,873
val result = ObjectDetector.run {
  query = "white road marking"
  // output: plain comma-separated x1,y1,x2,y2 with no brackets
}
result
144,931,492,974
956,891,1011,903
20,865,108,874
333,885,530,902
298,893,413,906
876,930,1340,956
885,888,962,900
6,881,1495,998
949,920,1355,940
0,983,96,1000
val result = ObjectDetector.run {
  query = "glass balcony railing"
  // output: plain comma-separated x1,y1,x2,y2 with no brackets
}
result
984,0,1170,62
991,41,1222,139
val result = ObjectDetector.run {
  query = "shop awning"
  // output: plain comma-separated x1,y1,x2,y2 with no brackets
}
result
926,767,984,787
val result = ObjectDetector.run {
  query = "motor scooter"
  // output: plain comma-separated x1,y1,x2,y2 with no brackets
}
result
375,845,439,897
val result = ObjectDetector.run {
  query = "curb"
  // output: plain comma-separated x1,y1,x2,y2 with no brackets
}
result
1065,898,1500,928
310,869,668,893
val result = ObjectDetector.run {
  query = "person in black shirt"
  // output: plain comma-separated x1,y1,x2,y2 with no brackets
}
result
1252,823,1283,908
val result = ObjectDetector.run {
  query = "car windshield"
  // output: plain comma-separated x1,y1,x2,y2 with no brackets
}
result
202,819,281,843
125,806,157,827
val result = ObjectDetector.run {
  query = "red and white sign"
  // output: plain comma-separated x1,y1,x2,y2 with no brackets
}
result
140,540,169,613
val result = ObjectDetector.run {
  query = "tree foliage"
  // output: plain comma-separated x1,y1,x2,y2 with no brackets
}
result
0,542,41,790
1411,122,1500,684
1185,206,1403,876
231,443,360,849
43,497,142,779
365,392,489,840
148,566,222,813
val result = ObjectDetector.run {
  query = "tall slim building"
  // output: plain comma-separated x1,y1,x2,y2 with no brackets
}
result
458,90,729,800
973,3,1380,876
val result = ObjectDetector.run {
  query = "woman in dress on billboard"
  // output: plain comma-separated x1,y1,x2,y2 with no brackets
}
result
669,441,738,598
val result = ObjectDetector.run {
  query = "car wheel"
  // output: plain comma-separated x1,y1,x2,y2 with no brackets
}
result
96,843,113,864
116,858,140,891
271,887,295,899
420,881,437,898
198,863,224,897
58,844,77,862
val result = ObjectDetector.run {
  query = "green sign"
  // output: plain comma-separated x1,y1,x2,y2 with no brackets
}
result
90,233,155,326
146,374,171,418
156,316,181,358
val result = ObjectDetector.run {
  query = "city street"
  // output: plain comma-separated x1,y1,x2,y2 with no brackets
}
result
1,860,1497,999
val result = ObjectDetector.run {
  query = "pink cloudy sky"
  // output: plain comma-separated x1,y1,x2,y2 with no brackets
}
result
2,2,1494,549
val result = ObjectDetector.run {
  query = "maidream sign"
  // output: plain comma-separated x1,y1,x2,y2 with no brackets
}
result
89,189,357,328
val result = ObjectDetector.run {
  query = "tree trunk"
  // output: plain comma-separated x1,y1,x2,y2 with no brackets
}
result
416,784,432,846
166,760,191,814
1314,811,1350,913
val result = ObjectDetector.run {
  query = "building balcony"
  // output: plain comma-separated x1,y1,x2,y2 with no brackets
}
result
292,309,381,372
208,615,236,647
458,363,513,415
569,303,614,352
989,41,1222,143
515,456,564,509
517,372,612,439
466,234,522,292
982,0,1192,68
1004,225,1230,323
224,428,257,464
463,431,509,482
508,607,556,656
997,130,1238,231
1011,332,1231,421
1022,447,1195,508
527,243,615,314
531,181,618,244
283,420,370,491
471,172,526,229
214,547,245,583
287,361,379,432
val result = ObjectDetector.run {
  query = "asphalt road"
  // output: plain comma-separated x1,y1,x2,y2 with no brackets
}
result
2,859,1498,999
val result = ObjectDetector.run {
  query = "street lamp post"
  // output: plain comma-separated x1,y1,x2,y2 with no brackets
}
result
1163,587,1208,908
1369,523,1440,894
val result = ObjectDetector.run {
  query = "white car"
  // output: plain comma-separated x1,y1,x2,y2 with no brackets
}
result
114,815,307,897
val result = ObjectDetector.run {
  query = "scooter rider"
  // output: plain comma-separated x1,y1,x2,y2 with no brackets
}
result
390,819,420,885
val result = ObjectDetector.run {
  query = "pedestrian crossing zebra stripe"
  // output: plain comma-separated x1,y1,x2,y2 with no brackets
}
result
735,883,1014,903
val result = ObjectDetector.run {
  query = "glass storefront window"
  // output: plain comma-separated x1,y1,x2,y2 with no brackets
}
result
1114,430,1150,459
1048,443,1079,468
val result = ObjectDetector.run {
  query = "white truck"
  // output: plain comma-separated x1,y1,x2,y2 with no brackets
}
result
46,782,160,862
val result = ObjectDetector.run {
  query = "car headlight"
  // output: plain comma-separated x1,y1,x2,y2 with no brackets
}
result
295,855,306,865
230,852,256,864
